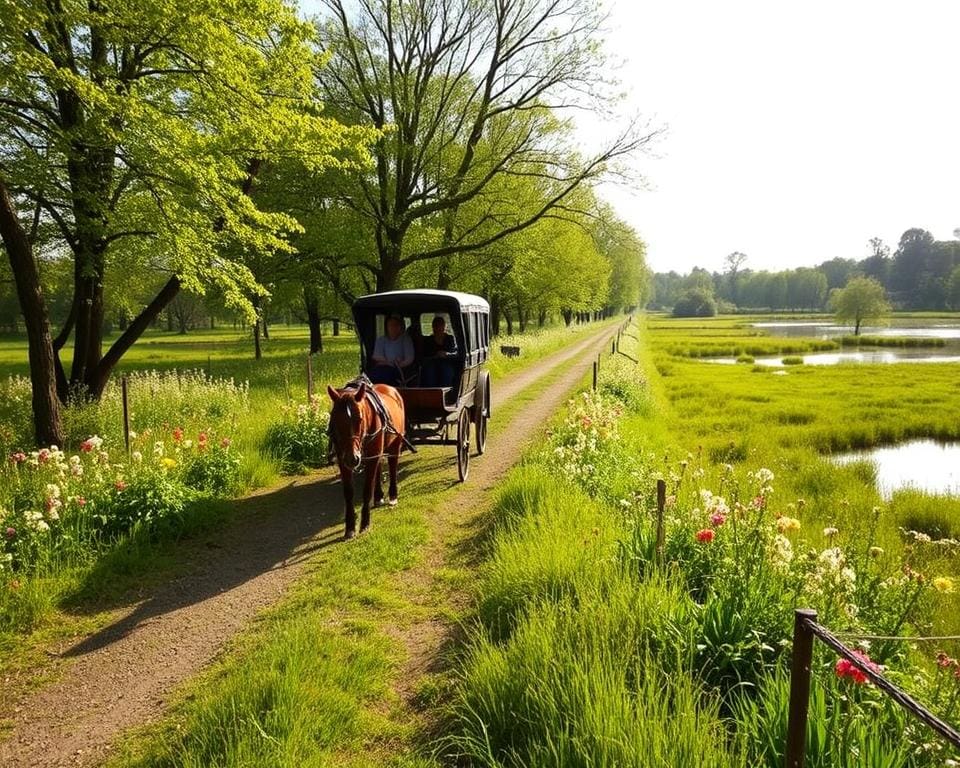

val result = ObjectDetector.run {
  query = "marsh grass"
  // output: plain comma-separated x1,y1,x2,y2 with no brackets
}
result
840,335,948,348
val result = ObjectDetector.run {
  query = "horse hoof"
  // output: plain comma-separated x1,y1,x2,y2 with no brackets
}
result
344,529,357,541
388,497,398,507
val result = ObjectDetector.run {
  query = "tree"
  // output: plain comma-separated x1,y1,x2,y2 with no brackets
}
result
313,0,658,292
830,277,890,335
673,288,716,318
947,265,960,310
723,251,747,305
0,0,372,442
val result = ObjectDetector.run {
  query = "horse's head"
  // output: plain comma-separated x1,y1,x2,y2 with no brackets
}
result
327,382,369,470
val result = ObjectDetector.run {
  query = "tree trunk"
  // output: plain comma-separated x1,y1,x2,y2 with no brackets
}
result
0,178,64,446
562,308,573,326
304,286,323,354
504,310,513,335
252,295,263,360
333,318,340,336
261,316,270,340
490,294,502,336
538,309,547,327
166,308,174,332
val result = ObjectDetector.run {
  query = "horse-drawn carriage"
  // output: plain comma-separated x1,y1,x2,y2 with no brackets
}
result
350,289,491,481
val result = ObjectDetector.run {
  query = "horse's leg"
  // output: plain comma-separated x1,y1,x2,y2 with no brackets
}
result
361,456,380,533
388,441,400,506
341,466,357,540
374,461,384,507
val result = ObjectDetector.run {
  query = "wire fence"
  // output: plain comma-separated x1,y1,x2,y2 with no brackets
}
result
786,607,960,767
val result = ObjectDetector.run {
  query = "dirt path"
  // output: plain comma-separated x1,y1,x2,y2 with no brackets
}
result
0,324,616,768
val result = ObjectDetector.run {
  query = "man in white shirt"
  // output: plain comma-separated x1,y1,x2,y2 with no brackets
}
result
369,315,415,385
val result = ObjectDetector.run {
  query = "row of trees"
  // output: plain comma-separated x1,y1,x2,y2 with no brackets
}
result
0,0,654,445
654,230,960,314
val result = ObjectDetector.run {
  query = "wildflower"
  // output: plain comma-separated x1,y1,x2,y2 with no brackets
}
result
131,451,143,464
160,457,177,470
183,439,193,449
128,430,138,440
869,546,884,558
933,577,955,594
695,528,715,543
823,527,839,538
4,527,15,540
220,437,231,449
173,427,184,442
710,512,726,527
937,652,954,669
835,650,879,684
777,516,801,533
9,451,26,465
198,432,208,451
75,497,86,507
38,448,50,464
115,479,127,492
154,441,165,457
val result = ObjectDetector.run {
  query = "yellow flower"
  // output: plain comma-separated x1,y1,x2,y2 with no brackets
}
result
932,577,955,594
777,516,801,533
160,457,178,470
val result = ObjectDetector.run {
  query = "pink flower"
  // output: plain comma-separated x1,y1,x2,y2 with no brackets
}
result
710,513,726,527
80,439,94,453
220,437,231,449
4,527,15,540
115,479,127,492
937,652,953,669
38,448,50,464
75,497,86,507
9,451,26,465
835,650,878,684
172,427,184,443
695,529,715,543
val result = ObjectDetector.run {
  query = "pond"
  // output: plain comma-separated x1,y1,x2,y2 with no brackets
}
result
832,440,960,499
707,350,960,366
751,321,960,339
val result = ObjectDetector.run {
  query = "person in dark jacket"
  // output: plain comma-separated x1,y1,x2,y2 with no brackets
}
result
420,315,458,387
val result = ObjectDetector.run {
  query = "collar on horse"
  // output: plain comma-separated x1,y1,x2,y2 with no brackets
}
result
327,374,416,465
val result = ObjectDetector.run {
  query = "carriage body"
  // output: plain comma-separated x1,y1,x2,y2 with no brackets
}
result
350,289,491,480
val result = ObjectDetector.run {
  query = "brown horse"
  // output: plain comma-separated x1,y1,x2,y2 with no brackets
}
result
327,381,406,540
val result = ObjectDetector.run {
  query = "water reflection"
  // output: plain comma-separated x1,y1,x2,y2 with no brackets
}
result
751,321,960,339
708,350,960,366
832,440,960,499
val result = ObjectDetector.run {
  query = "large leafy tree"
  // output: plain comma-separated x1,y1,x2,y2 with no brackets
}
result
0,0,372,444
313,0,658,292
830,276,890,335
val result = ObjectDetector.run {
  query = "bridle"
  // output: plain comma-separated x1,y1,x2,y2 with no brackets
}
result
330,395,387,470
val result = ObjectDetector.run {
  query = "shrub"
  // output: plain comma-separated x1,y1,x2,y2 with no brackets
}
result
263,399,330,471
673,288,718,318
781,356,804,366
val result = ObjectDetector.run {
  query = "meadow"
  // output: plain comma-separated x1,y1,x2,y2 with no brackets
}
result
0,320,605,668
435,315,960,767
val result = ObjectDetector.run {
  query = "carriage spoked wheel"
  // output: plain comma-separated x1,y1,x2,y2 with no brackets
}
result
474,372,490,456
456,408,471,482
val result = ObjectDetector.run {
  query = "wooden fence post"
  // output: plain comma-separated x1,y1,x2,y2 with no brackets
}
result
306,353,314,402
786,608,818,768
121,376,130,454
592,361,598,390
611,338,616,355
655,479,666,565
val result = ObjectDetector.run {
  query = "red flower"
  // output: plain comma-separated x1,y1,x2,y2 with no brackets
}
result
937,652,952,668
115,479,127,492
4,527,15,540
695,529,715,543
172,427,184,443
80,439,94,453
220,437,231,448
9,451,26,465
835,650,879,684
198,432,208,451
710,513,726,527
75,497,86,507
38,449,50,464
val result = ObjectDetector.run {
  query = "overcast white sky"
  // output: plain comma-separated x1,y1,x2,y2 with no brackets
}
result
301,1,960,274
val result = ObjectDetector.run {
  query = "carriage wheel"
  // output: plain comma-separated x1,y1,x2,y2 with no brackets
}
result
456,408,471,482
474,372,490,455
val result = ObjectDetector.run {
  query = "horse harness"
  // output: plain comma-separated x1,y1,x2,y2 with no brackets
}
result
328,374,416,466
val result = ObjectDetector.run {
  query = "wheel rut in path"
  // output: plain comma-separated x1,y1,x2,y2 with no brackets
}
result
0,324,618,768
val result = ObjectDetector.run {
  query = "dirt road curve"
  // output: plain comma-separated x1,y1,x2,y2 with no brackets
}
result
0,324,617,767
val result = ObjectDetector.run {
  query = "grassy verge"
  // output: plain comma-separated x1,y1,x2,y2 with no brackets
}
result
438,317,960,766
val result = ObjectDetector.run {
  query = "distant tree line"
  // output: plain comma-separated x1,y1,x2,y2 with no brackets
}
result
652,229,960,316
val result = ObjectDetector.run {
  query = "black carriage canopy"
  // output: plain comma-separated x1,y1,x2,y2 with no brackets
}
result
351,289,491,370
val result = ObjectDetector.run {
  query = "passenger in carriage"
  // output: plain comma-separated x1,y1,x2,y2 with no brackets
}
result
420,315,458,387
369,315,415,386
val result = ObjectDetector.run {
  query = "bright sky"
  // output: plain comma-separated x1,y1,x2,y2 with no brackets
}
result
300,0,960,274
595,0,960,273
